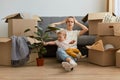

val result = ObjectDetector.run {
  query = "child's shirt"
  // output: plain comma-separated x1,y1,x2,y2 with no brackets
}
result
55,40,70,50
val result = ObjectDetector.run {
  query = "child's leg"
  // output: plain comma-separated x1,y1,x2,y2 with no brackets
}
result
66,48,77,58
62,57,77,71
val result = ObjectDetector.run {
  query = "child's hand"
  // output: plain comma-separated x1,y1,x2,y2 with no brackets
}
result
49,24,56,27
69,40,75,44
43,42,48,46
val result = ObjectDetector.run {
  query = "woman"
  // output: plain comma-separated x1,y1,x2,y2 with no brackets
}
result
50,16,88,71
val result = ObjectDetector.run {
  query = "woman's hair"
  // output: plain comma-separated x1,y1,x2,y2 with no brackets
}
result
57,30,66,38
67,16,74,19
66,16,75,23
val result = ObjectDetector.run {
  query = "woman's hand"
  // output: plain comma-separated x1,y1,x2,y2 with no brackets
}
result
49,24,56,27
49,18,66,27
43,42,48,46
62,18,67,23
73,17,78,24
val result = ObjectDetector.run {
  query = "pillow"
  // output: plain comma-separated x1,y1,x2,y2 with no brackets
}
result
116,16,120,22
104,44,114,50
102,14,120,23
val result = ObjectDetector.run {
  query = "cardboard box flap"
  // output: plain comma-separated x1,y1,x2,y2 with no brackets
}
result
3,13,23,23
82,12,114,22
82,14,88,23
3,13,20,19
86,40,104,51
0,38,11,42
32,15,42,22
3,13,42,23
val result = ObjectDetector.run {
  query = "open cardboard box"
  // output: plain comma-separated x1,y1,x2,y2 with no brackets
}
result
2,13,42,37
82,12,114,35
87,38,119,66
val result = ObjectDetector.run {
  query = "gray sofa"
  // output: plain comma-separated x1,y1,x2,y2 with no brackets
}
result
38,16,96,57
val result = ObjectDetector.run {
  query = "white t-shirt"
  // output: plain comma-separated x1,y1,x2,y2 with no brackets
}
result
66,30,80,48
55,40,70,50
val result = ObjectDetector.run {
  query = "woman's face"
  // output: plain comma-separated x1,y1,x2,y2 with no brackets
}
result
66,18,75,30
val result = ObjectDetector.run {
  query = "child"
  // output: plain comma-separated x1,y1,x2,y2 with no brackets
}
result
44,30,86,60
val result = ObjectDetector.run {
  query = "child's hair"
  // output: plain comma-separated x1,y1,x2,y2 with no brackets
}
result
57,30,66,38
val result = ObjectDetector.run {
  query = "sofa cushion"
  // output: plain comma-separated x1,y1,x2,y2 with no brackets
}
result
78,35,96,45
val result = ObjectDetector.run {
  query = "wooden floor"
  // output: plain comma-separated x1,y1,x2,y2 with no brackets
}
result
0,58,120,80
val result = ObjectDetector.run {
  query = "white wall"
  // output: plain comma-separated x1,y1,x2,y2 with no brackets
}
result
115,0,120,16
0,0,106,37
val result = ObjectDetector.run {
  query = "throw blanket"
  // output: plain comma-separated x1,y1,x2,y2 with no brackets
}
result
11,36,30,67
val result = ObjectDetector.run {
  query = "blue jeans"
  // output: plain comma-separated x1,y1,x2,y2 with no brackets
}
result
56,48,75,62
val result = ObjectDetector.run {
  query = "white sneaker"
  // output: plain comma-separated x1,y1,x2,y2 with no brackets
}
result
69,59,77,67
76,53,81,59
77,55,87,62
62,62,73,72
80,55,87,59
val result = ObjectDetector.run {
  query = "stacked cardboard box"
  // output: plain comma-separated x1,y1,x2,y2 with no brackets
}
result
84,12,120,66
97,23,120,67
82,12,114,35
88,36,120,66
0,13,38,66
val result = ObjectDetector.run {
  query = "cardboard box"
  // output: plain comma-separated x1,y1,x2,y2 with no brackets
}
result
114,24,120,36
0,37,38,66
8,19,37,37
88,37,120,66
0,38,11,65
82,12,113,35
88,49,116,66
116,49,120,67
98,23,120,36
